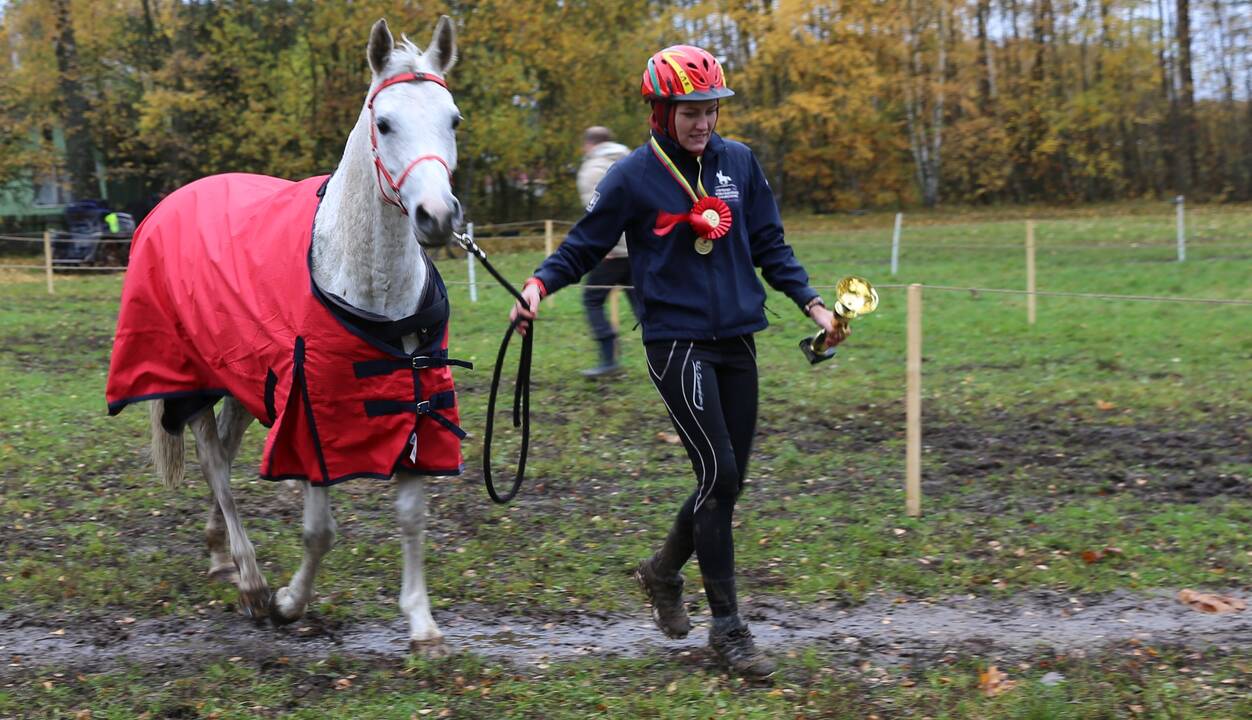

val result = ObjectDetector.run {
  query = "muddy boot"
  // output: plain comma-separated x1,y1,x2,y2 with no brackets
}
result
580,337,621,378
709,615,777,678
633,555,691,639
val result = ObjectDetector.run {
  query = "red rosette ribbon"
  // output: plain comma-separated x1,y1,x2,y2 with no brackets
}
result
652,197,733,240
689,196,732,239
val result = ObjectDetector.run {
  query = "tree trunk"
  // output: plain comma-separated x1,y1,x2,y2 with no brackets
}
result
53,0,99,201
901,0,946,208
976,0,992,109
1175,0,1196,193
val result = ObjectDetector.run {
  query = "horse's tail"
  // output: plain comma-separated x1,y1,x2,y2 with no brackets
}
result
149,400,186,490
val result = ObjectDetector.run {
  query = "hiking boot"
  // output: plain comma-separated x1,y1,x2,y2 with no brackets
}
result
633,557,691,639
581,338,622,378
709,621,777,678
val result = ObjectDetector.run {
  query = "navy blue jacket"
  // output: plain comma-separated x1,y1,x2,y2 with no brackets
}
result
533,131,819,343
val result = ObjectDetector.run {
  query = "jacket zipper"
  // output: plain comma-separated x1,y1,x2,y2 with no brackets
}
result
696,154,719,340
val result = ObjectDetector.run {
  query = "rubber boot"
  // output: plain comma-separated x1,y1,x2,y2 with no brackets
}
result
580,337,621,378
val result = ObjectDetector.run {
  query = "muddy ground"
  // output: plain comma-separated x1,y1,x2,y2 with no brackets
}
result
3,588,1249,678
1,406,1246,682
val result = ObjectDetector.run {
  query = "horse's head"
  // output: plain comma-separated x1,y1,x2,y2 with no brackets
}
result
366,17,462,248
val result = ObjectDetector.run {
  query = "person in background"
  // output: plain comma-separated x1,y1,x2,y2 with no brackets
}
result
509,46,848,677
576,125,640,377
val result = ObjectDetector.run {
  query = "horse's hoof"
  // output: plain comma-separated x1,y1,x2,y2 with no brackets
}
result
238,588,273,625
409,638,451,659
268,588,305,626
207,564,240,586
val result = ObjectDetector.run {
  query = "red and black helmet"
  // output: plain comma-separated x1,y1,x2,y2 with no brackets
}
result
640,45,734,102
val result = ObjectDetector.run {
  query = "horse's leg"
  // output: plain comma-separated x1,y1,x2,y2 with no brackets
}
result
204,503,236,584
205,397,254,583
270,483,335,624
188,408,270,620
396,472,446,654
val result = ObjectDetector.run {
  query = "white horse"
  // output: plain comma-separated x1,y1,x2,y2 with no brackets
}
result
136,18,463,652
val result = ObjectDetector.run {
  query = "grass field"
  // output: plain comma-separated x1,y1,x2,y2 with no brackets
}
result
0,203,1249,718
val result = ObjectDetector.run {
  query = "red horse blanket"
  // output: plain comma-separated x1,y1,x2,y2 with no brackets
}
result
106,173,466,485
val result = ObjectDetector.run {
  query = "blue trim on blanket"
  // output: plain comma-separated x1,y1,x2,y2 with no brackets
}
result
259,464,465,486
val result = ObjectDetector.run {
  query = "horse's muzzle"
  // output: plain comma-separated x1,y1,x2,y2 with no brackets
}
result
413,197,462,248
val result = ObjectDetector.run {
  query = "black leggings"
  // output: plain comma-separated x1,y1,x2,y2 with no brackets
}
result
644,336,758,618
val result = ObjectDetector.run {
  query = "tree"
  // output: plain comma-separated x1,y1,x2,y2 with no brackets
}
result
52,0,98,200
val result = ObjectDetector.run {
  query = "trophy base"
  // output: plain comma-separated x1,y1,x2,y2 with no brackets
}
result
799,336,837,365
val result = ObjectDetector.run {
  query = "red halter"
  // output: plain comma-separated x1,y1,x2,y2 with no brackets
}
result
367,72,453,215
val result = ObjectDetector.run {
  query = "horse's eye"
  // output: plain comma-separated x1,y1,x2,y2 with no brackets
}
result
452,115,462,130
377,119,391,135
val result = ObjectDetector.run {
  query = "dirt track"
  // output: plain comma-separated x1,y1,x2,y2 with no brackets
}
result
4,589,1248,676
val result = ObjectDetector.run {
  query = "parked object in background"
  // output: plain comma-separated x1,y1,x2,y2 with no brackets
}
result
51,200,135,266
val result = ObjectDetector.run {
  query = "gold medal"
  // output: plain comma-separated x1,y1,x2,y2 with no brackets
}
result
694,238,713,255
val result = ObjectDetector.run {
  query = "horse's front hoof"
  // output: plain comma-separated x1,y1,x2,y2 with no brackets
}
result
207,563,240,586
268,587,306,626
409,637,451,659
238,587,273,625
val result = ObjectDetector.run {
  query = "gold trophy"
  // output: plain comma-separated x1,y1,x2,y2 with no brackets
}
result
799,276,879,364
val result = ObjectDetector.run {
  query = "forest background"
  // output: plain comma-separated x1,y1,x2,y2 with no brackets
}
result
1,0,1249,222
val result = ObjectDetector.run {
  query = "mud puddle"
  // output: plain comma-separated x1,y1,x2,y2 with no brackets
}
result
3,589,1247,675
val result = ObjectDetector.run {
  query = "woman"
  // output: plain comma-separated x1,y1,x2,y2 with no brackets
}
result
511,45,846,677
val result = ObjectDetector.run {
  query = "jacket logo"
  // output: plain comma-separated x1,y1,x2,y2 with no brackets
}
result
586,190,600,212
713,168,739,202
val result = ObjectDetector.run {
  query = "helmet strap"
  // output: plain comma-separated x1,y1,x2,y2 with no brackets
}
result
650,100,719,151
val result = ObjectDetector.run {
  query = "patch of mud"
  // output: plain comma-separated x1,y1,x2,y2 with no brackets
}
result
3,589,1248,676
921,410,1250,506
0,330,113,374
791,406,1250,506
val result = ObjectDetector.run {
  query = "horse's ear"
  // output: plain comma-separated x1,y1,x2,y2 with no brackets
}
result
368,18,394,76
426,15,457,75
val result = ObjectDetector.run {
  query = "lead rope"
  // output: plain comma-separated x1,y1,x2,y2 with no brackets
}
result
453,231,532,503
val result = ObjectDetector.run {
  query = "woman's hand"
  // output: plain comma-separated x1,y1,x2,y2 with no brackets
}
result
809,305,849,348
510,281,543,335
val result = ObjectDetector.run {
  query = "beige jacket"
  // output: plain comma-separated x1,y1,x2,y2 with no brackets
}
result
577,141,630,258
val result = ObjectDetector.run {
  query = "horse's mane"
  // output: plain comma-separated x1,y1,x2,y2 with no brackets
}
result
390,36,427,72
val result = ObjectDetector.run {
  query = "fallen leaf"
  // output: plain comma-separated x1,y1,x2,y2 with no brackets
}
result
979,665,1018,697
1096,400,1116,411
656,432,681,445
334,677,353,690
1177,589,1247,613
1080,547,1122,564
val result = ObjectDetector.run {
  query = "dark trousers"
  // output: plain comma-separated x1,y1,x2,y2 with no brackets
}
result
582,257,640,341
644,336,758,618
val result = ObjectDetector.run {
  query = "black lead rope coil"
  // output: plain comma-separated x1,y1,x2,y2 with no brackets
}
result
455,232,532,504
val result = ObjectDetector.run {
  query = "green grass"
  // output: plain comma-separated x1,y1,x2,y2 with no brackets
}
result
4,646,1250,719
0,202,1249,716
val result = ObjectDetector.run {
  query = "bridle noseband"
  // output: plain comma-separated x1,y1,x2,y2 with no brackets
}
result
367,71,453,215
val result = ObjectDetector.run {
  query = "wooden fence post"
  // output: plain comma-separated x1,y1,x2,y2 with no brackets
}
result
43,230,55,295
609,288,620,330
1026,220,1036,325
544,219,554,256
906,283,922,517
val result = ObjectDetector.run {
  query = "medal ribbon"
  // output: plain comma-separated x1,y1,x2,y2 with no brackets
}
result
649,136,707,203
650,137,732,240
